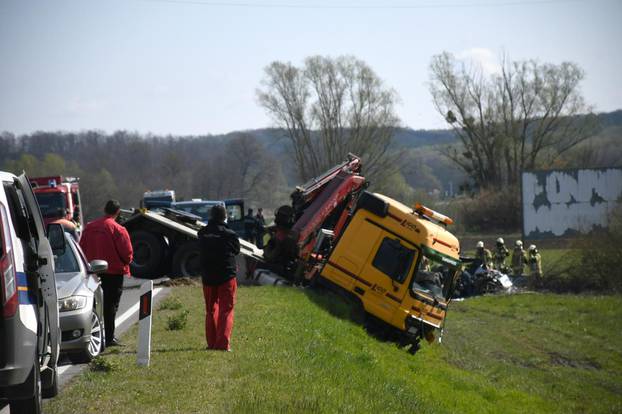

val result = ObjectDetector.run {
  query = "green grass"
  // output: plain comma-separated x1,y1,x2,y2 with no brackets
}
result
46,286,622,414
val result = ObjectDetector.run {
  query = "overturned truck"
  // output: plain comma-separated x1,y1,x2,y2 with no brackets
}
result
261,154,462,352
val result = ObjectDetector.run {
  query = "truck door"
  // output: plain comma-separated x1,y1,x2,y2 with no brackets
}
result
15,174,59,370
360,234,418,323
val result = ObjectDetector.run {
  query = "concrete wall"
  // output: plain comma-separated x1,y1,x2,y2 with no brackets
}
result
522,168,622,238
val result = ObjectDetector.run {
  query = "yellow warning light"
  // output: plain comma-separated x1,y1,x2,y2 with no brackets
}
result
414,203,454,225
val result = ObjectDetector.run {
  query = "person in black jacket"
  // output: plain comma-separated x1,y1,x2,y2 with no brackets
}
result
198,204,240,351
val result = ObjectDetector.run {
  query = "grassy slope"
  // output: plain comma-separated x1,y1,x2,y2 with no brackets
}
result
46,286,622,414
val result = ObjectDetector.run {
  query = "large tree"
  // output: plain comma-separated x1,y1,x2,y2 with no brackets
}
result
429,52,597,189
257,55,401,181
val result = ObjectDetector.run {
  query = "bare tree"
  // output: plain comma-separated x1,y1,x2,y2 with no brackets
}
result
257,55,401,181
429,52,597,189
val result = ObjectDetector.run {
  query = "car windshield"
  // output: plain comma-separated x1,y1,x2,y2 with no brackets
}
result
54,236,80,273
36,192,67,218
176,203,221,221
412,251,460,300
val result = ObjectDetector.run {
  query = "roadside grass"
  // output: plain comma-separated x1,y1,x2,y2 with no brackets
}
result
46,286,622,414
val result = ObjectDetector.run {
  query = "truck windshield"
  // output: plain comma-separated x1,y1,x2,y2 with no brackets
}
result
35,192,67,218
412,252,460,301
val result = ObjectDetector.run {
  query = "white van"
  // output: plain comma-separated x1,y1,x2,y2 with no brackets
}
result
0,171,62,414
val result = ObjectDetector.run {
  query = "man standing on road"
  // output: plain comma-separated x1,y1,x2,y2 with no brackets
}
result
198,204,240,351
80,200,133,347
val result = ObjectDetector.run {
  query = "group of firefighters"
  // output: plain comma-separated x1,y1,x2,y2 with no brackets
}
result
475,238,543,281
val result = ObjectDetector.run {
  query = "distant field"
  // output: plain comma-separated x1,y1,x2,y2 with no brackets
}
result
46,285,621,414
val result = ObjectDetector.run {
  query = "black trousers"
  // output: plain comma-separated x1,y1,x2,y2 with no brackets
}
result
101,274,124,344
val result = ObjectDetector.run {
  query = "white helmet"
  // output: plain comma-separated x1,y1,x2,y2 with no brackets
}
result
496,237,504,244
529,244,537,251
515,240,523,247
476,241,484,248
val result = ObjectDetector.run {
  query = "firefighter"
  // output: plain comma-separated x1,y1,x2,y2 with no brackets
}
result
493,237,510,272
511,240,527,277
528,244,543,282
475,241,493,269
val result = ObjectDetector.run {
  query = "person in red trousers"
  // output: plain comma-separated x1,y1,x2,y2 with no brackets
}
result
198,204,240,351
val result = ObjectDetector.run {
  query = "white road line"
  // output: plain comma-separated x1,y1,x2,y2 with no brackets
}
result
116,287,163,326
57,287,163,375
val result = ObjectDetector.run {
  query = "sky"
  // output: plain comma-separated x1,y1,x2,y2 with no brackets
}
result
0,0,621,136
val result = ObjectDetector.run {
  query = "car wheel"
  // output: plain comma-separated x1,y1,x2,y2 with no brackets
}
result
130,230,166,278
69,310,103,363
172,241,201,277
9,358,42,414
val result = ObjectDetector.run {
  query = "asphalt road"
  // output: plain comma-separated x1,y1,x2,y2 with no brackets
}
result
1,276,170,414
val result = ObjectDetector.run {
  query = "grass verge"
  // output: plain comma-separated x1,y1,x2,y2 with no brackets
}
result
46,286,622,414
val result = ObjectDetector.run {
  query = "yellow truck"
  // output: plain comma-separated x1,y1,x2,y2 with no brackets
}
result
264,155,462,353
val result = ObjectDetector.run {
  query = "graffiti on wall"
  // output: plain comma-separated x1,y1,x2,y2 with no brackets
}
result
522,168,622,238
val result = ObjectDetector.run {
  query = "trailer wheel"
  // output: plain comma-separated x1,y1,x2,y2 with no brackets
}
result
130,231,166,278
172,241,201,277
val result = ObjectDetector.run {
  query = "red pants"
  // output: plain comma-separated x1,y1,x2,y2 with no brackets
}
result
203,278,237,350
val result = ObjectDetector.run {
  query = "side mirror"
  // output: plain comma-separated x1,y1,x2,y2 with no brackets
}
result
47,223,66,255
89,260,108,274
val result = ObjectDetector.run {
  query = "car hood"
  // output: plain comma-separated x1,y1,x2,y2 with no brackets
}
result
55,272,85,299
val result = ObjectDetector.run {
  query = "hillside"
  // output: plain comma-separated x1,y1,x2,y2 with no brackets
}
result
45,285,622,414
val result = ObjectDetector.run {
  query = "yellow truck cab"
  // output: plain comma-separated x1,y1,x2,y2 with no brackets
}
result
318,191,461,350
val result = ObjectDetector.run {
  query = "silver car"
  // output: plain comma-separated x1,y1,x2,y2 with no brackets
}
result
54,233,108,362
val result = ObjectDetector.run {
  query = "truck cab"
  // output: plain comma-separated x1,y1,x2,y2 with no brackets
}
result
29,176,83,231
318,192,461,350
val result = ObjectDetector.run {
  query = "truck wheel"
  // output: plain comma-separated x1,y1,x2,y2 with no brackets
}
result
130,231,166,278
172,241,201,277
9,358,42,414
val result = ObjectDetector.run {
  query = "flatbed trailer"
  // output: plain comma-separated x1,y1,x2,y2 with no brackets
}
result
118,207,263,279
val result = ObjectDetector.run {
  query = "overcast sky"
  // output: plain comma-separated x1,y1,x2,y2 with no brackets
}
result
1,0,621,136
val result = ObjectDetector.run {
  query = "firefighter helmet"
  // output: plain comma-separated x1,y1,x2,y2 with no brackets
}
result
515,240,523,247
476,241,484,248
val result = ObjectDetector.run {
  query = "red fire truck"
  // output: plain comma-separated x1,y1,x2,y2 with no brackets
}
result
29,176,83,230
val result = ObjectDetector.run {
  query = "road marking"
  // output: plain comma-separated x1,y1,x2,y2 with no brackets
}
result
57,287,164,375
116,287,163,326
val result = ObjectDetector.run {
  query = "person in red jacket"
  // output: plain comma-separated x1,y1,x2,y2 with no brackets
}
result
80,200,133,347
198,204,240,351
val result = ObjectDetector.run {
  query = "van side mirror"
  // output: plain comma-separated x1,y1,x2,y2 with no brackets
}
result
89,260,108,274
47,223,65,255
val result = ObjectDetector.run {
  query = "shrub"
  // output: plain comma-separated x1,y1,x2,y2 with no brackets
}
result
90,356,117,372
166,309,190,331
158,296,183,311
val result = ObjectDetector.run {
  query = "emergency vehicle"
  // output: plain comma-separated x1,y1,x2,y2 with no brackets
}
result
0,171,63,413
29,176,83,230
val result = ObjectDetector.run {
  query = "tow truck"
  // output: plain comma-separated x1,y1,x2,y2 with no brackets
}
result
118,206,260,279
262,154,462,352
29,176,83,230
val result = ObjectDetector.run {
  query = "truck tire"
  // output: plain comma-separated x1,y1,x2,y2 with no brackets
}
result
9,358,42,414
172,241,201,277
130,230,166,278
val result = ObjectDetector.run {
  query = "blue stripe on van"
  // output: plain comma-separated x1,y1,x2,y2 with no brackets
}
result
16,272,37,305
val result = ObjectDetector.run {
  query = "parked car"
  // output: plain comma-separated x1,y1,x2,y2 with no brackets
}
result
0,171,62,414
55,232,108,362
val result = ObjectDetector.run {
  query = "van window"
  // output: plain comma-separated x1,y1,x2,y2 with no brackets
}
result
372,237,416,283
227,205,242,221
